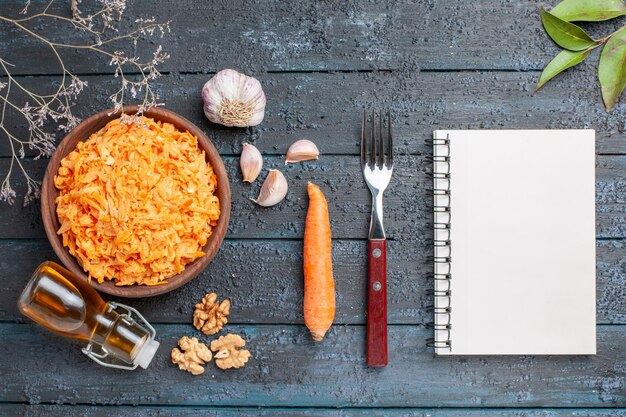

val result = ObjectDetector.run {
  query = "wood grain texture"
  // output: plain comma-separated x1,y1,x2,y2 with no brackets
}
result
2,155,624,240
1,0,625,413
2,405,626,417
367,239,388,367
0,323,624,407
1,72,625,159
0,239,624,325
1,0,625,74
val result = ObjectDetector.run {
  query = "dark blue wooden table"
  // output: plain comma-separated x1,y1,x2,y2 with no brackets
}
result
0,1,624,416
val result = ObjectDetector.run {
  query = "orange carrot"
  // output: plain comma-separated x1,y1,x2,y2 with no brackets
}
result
303,181,335,341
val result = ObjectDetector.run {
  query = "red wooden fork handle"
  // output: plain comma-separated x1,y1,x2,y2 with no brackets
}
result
367,239,388,367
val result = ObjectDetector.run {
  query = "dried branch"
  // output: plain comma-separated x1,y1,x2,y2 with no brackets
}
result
0,0,170,205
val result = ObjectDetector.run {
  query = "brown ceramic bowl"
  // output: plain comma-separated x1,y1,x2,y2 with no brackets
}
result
41,106,231,298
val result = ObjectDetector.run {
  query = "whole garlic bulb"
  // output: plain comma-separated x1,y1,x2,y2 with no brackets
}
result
202,69,266,127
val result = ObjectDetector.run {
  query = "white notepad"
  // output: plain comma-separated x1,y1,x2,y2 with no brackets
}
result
432,130,596,355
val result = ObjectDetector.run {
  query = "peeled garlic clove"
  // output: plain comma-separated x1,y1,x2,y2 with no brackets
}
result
240,143,263,183
285,139,320,164
252,169,288,207
202,69,266,127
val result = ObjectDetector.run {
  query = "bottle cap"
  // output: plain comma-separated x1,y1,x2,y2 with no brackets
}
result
135,338,160,369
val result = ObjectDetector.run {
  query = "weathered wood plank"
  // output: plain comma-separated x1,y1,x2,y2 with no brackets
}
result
0,323,624,407
1,239,623,325
1,1,624,413
1,71,625,158
0,155,624,240
1,0,625,73
2,405,626,417
596,240,626,325
0,238,432,325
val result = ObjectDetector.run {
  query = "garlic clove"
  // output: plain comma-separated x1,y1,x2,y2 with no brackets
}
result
240,143,263,183
202,69,266,128
252,169,288,207
285,139,320,164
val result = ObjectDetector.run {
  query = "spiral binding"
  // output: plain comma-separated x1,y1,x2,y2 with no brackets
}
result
425,134,452,351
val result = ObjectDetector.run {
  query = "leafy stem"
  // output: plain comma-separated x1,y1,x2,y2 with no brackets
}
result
536,0,626,112
595,23,626,44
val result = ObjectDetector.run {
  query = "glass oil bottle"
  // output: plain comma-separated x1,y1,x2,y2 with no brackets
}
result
18,261,160,370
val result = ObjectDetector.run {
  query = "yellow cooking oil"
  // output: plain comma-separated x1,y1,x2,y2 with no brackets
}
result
18,261,159,369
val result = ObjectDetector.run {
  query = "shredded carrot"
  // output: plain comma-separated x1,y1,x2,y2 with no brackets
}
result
54,116,220,286
303,181,335,341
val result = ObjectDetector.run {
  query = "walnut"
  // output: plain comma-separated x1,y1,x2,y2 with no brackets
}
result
210,333,251,370
193,293,230,335
171,336,212,375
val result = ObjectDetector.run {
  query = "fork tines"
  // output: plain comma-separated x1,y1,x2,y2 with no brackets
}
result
361,109,393,169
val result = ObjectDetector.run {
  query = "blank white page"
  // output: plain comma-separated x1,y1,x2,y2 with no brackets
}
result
435,130,596,355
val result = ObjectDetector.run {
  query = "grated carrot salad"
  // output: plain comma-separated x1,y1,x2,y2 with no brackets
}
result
54,116,221,286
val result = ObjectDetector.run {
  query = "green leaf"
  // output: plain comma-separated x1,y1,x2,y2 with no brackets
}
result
552,0,626,22
598,26,626,111
540,8,596,51
536,48,592,90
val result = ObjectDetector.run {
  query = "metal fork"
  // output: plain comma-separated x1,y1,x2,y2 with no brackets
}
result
361,109,393,367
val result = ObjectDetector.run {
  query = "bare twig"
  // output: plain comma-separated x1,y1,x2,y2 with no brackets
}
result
0,0,170,205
